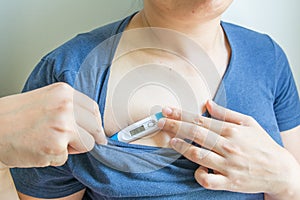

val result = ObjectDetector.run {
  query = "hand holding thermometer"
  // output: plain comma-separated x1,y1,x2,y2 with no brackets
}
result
110,112,164,143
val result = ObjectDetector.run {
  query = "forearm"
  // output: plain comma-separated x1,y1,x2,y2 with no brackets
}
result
0,97,21,199
264,127,300,199
0,167,19,200
0,96,15,166
265,150,300,200
265,184,300,200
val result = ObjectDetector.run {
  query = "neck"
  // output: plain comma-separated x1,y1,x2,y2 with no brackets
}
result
126,9,230,75
141,9,224,53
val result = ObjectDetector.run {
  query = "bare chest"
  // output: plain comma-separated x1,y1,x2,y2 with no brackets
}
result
103,50,219,147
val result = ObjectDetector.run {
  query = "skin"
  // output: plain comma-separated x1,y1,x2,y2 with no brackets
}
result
17,0,300,199
0,82,107,168
159,102,300,200
142,0,232,72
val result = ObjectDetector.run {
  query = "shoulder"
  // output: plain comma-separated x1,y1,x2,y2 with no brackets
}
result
40,14,134,78
222,21,288,74
222,21,285,57
221,22,273,45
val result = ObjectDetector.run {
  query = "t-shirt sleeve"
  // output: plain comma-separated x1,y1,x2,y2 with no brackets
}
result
10,59,85,198
272,41,300,131
22,57,77,93
10,164,85,198
22,58,56,92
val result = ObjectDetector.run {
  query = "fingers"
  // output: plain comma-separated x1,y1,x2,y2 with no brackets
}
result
73,89,99,116
68,125,97,154
73,101,107,145
159,117,233,154
47,150,68,167
192,115,235,138
170,138,227,174
163,106,235,136
67,146,79,154
162,106,182,120
162,106,202,123
163,101,255,137
194,166,230,191
206,100,255,126
49,83,107,145
73,89,107,145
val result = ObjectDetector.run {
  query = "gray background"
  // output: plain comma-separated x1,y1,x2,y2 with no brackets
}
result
0,0,299,97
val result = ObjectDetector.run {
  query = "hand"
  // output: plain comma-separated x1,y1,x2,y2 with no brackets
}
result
158,100,300,199
0,82,107,168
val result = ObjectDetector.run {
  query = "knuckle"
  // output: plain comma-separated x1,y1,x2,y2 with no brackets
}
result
40,135,68,156
173,109,181,120
51,154,68,167
191,126,204,142
222,127,231,136
167,120,179,132
41,145,54,155
57,98,73,112
47,83,73,98
51,118,72,133
41,144,65,156
228,175,242,190
223,127,234,135
221,141,240,155
45,96,73,114
36,159,51,167
44,89,74,113
233,176,242,186
222,127,237,136
52,82,73,92
190,147,202,161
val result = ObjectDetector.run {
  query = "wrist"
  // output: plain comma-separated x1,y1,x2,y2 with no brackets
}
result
0,97,14,170
0,117,8,171
266,181,300,200
266,148,300,200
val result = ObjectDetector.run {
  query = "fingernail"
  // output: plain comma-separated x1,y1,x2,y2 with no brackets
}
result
157,118,166,129
170,138,178,147
162,106,173,115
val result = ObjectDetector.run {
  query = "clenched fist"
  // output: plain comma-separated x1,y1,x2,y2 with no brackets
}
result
0,82,107,168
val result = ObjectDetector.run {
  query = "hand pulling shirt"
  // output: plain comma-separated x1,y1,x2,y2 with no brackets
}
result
11,13,300,200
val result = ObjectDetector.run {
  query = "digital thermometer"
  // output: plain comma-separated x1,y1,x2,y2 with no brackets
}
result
110,112,164,143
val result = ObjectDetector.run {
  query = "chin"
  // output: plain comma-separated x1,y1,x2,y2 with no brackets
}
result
188,0,233,20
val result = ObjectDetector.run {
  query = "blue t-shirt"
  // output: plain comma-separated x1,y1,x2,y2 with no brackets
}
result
11,13,300,200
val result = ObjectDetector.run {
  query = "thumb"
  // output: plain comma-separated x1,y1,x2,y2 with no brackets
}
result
68,125,96,154
206,100,254,126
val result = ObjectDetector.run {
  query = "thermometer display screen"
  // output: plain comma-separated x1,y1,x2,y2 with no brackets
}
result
130,125,146,136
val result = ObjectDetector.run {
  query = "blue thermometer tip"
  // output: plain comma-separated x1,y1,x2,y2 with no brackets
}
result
110,133,119,141
155,112,164,120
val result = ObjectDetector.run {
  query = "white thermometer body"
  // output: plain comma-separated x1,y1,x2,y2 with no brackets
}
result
110,112,164,143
